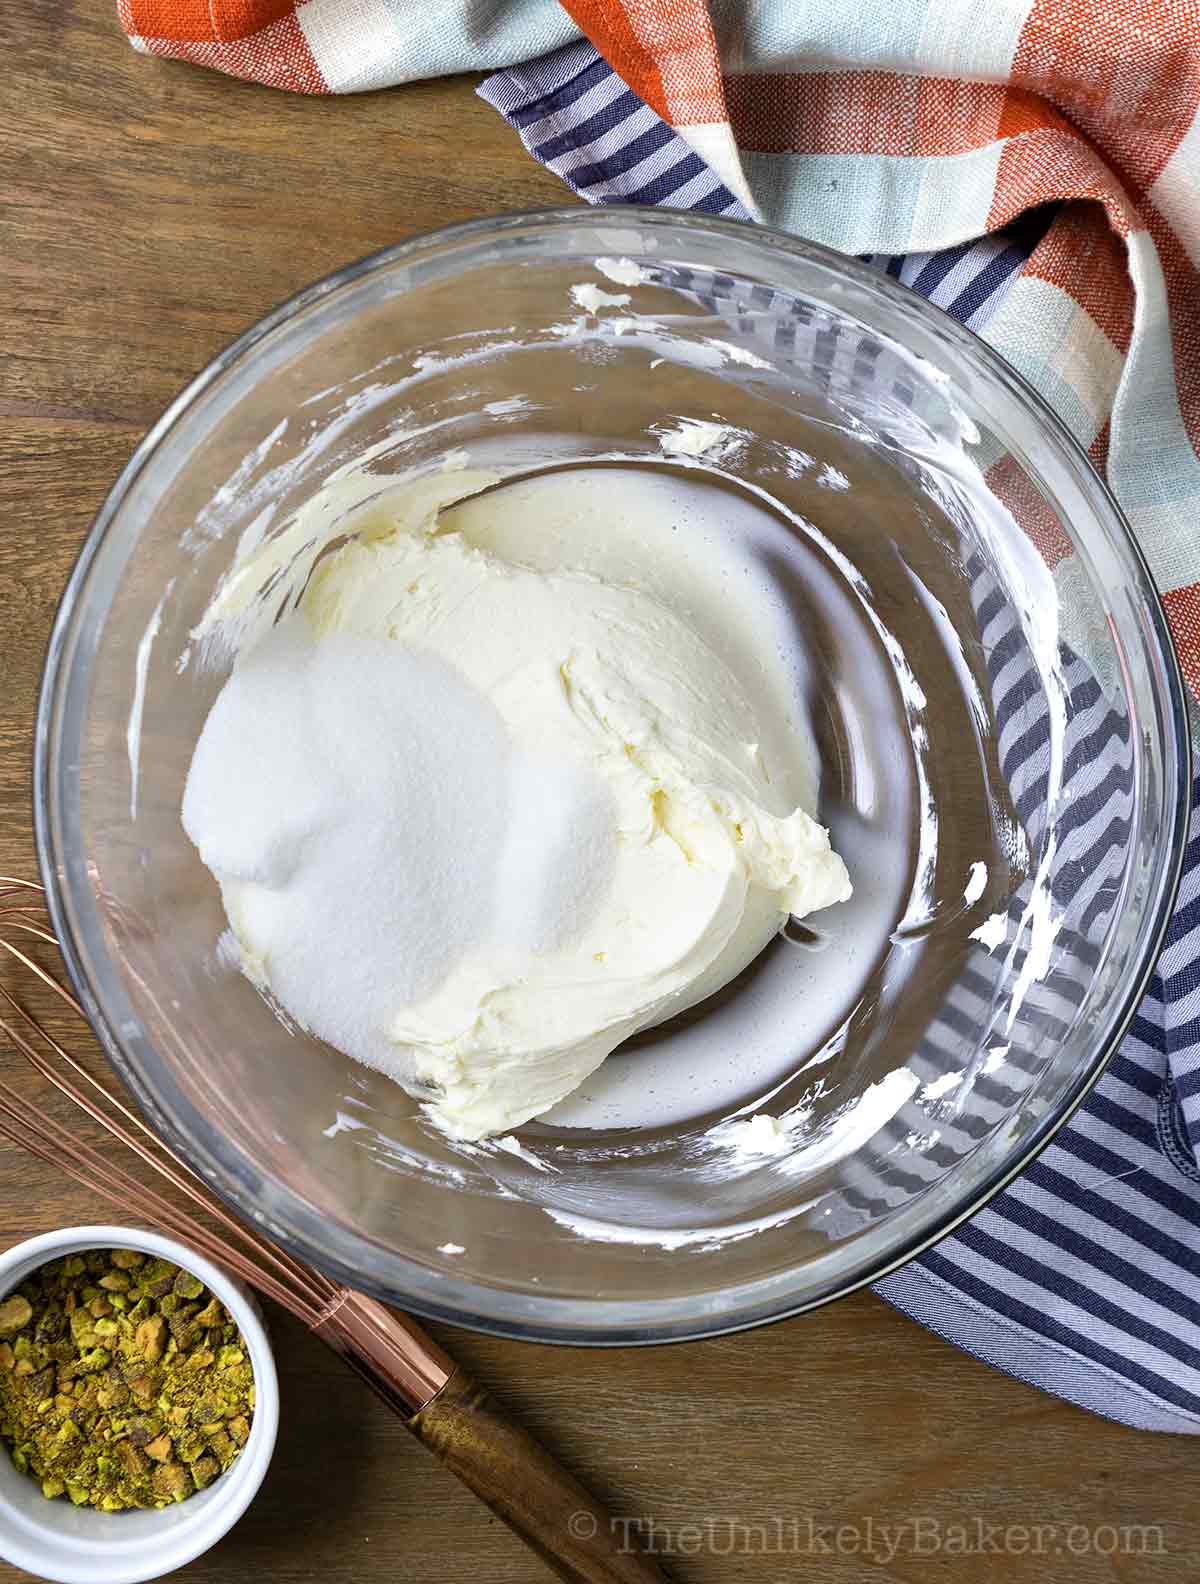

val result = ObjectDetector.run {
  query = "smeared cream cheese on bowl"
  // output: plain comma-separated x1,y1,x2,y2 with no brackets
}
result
182,465,851,1140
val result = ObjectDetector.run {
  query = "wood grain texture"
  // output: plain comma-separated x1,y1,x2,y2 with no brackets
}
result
1,2,1199,1580
409,1367,667,1583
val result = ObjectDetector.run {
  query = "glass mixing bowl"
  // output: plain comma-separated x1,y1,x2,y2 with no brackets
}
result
36,209,1189,1342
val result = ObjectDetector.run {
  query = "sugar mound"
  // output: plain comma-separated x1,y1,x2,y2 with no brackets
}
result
183,620,615,1069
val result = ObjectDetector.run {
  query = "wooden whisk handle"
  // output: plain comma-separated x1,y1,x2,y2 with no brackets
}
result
409,1364,667,1584
312,1289,666,1583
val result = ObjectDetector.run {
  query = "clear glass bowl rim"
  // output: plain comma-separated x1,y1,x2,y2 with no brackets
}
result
34,205,1193,1345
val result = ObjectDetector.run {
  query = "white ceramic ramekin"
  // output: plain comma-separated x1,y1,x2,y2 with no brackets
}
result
0,1226,278,1584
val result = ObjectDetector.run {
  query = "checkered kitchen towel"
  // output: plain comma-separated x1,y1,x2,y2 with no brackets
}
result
119,0,1200,1432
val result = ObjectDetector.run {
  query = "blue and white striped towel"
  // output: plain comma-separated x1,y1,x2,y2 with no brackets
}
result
480,42,1200,1435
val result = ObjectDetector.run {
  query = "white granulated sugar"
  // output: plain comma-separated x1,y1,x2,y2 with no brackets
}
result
492,756,616,955
183,620,615,1074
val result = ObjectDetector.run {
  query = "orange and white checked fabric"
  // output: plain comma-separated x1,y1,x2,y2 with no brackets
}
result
119,0,1200,701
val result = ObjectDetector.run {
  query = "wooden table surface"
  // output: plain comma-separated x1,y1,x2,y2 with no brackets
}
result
2,3,1197,1580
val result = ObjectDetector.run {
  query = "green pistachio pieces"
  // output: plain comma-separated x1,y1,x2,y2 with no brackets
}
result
0,1297,33,1336
0,1250,254,1510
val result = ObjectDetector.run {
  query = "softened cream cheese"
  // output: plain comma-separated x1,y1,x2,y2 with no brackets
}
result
183,466,851,1139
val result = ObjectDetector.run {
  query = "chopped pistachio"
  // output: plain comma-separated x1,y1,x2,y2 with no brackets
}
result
28,1368,54,1401
69,1311,96,1347
193,1300,223,1330
126,1415,162,1447
151,1461,191,1503
190,1454,219,1490
0,1250,253,1511
168,1314,198,1351
34,1309,66,1344
0,1297,33,1337
134,1316,166,1364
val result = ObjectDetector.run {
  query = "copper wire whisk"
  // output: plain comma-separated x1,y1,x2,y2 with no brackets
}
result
0,878,342,1323
0,878,664,1584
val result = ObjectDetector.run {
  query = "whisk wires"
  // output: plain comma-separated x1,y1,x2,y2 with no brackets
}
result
0,878,341,1324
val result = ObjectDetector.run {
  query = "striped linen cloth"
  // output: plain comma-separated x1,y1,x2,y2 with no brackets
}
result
116,0,1200,1430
